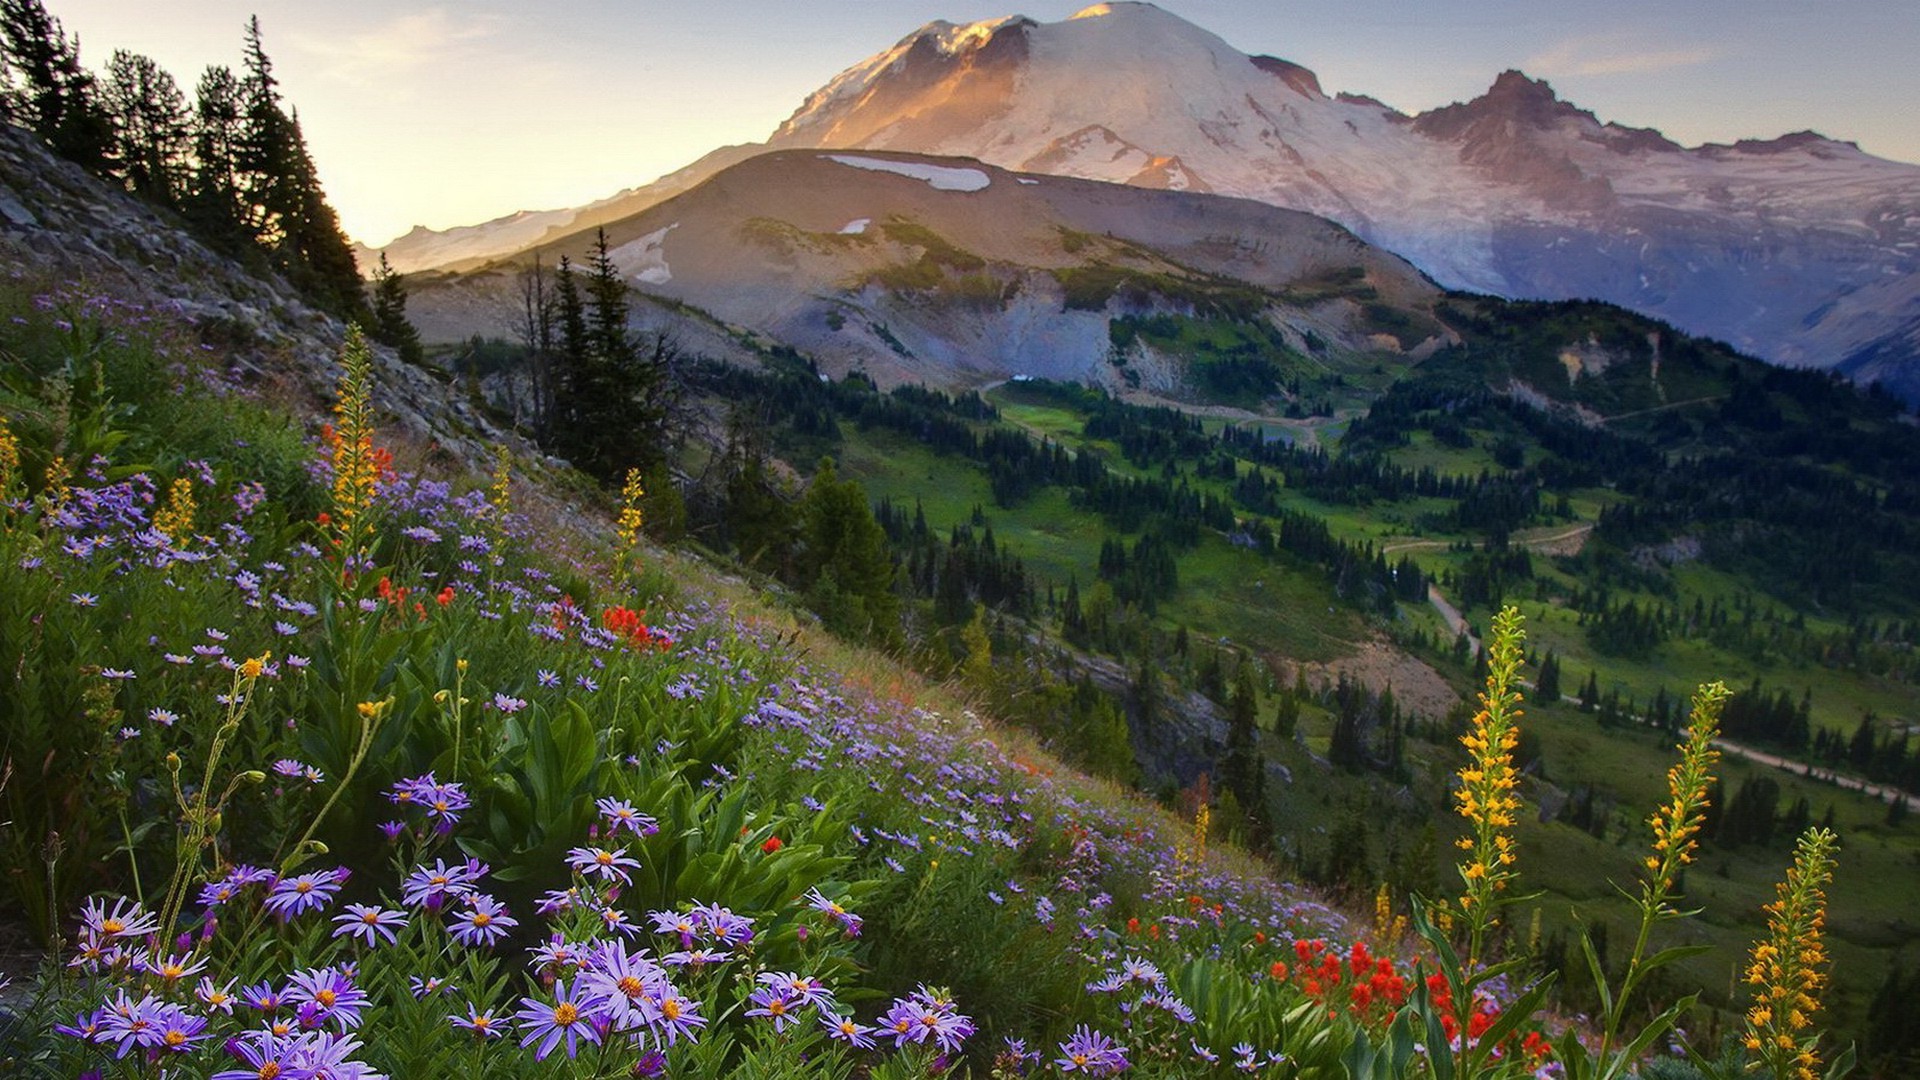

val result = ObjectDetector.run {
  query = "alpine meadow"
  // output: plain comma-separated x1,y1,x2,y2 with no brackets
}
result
3,3,1920,1079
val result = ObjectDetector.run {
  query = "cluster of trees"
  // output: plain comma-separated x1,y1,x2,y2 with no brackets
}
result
877,501,1037,628
1811,714,1920,799
512,233,678,483
1,3,363,316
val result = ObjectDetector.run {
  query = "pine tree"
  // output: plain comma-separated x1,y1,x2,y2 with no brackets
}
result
100,49,189,205
184,64,249,253
368,253,423,364
0,0,112,169
275,110,365,318
1531,649,1560,703
799,458,899,648
235,15,289,241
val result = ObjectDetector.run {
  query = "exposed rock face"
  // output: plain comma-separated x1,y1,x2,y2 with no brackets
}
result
0,123,520,474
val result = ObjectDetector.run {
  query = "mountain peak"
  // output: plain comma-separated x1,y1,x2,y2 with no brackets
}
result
1410,68,1597,142
1070,2,1166,21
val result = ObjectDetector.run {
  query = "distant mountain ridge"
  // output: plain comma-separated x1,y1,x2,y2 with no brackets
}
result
374,2,1920,398
407,148,1445,395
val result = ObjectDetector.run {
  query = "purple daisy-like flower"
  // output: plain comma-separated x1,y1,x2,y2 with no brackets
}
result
263,869,344,920
450,1005,509,1038
332,903,408,947
759,971,834,1010
151,1003,209,1054
594,796,658,836
195,977,239,1014
448,894,518,947
513,978,604,1061
1056,1025,1128,1075
209,1029,299,1080
805,887,863,936
286,966,369,1030
744,987,801,1032
96,990,166,1058
401,858,482,908
79,895,160,941
822,1011,876,1049
564,844,640,884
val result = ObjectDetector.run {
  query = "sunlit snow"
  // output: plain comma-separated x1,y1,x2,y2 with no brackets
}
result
825,155,991,192
610,223,677,285
839,218,871,235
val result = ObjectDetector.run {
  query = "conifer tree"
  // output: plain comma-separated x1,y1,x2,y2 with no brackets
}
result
184,64,249,253
1531,649,1561,703
0,0,112,168
275,111,365,318
368,253,423,364
798,458,899,648
101,49,189,205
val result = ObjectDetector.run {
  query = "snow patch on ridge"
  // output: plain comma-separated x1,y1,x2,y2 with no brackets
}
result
611,223,677,285
825,155,991,192
839,218,872,235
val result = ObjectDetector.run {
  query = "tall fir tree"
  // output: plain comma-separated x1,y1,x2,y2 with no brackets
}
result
0,0,112,169
184,64,249,254
100,50,189,206
269,109,364,318
368,253,423,364
799,458,899,648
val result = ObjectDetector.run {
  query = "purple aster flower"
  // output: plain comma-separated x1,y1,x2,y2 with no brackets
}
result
491,693,526,714
529,936,591,973
649,909,700,948
805,887,863,936
286,966,368,1030
594,797,658,836
759,971,834,1010
332,903,408,947
1056,1025,1128,1075
401,858,482,908
513,978,604,1061
79,895,159,942
823,1011,876,1049
536,668,560,689
52,1007,105,1041
745,987,801,1032
146,950,208,984
263,869,344,920
450,1006,508,1038
210,1030,299,1080
195,977,239,1014
410,975,452,999
151,1002,209,1054
564,845,640,884
692,902,754,946
95,990,167,1057
448,894,518,947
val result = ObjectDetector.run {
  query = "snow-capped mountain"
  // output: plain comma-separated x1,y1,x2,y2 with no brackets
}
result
763,2,1920,392
377,1,1920,396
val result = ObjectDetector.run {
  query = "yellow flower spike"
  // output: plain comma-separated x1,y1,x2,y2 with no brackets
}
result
326,327,381,576
0,416,21,499
154,477,198,542
1741,827,1839,1080
1453,605,1527,970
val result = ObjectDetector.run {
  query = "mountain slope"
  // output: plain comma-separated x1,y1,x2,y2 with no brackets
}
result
408,148,1447,396
377,2,1920,398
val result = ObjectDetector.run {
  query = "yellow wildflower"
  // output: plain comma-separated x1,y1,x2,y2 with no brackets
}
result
1741,827,1839,1080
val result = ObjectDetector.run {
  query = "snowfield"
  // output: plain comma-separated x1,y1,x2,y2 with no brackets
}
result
825,155,992,192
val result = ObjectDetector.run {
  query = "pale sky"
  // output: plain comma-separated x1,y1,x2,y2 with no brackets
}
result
59,1,1920,246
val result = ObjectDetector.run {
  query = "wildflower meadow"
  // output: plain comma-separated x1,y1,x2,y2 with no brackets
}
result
0,284,1856,1079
